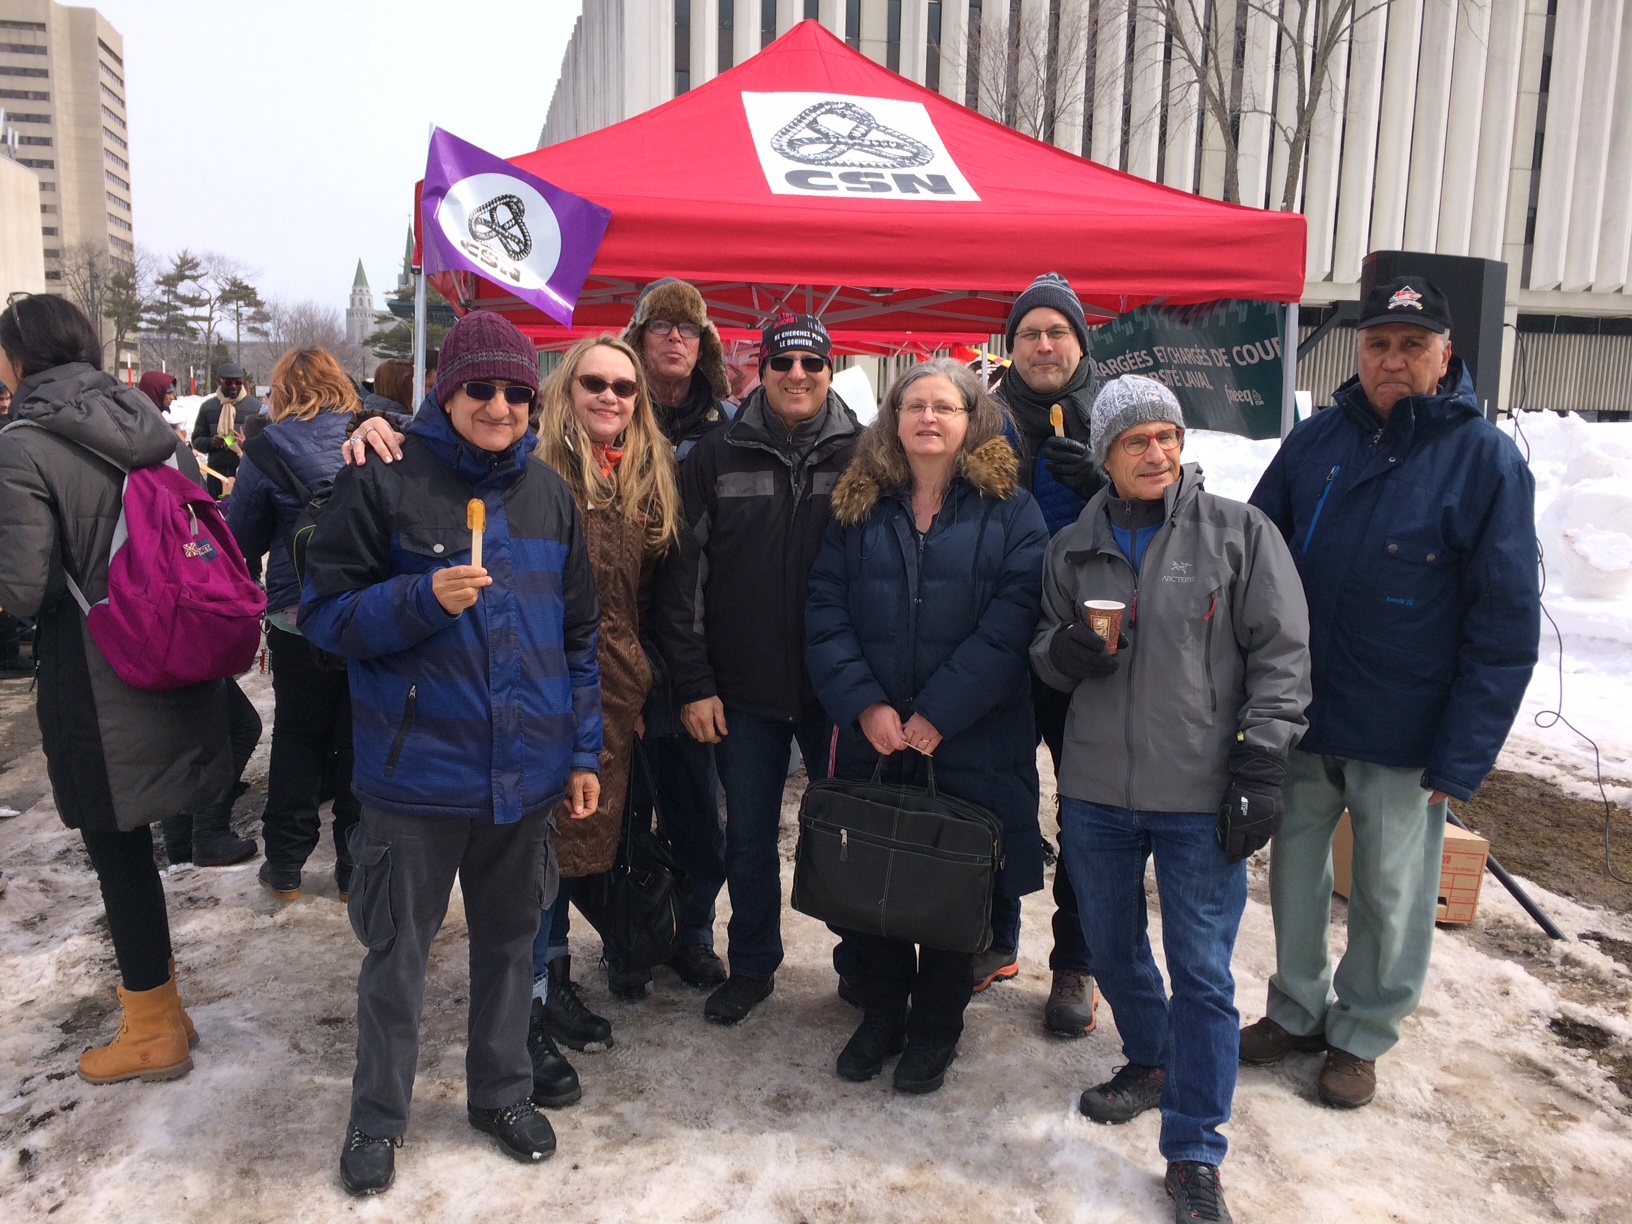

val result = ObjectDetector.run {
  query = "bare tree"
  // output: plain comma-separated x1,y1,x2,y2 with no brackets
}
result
59,240,113,351
1156,0,1430,207
250,299,371,379
955,4,1098,142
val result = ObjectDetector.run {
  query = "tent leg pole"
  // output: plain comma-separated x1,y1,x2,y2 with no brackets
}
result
1446,809,1566,941
412,266,428,407
1281,300,1298,438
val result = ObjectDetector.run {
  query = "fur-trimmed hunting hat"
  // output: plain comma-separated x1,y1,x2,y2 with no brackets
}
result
621,278,730,400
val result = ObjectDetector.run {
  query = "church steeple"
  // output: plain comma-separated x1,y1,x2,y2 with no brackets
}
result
347,259,375,347
353,259,369,289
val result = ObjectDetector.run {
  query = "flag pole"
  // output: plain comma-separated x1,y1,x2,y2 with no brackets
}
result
412,123,432,408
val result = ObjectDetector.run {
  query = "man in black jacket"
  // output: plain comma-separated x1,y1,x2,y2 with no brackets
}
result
618,279,736,997
656,312,860,1025
191,362,262,498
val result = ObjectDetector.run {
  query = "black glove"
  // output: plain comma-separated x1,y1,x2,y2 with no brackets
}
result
1216,744,1287,863
1040,436,1108,501
1047,621,1125,682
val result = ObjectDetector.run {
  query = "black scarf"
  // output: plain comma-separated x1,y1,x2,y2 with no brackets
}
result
1000,358,1095,441
655,369,722,447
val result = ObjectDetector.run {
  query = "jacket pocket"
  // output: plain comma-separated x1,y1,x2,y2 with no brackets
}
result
1377,536,1459,609
345,824,396,952
1202,589,1221,715
395,523,473,568
384,685,417,775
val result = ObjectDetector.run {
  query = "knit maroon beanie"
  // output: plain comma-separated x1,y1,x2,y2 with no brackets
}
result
434,310,540,405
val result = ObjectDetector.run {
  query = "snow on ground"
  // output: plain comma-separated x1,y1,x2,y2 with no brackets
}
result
1,667,1630,1223
0,415,1629,1222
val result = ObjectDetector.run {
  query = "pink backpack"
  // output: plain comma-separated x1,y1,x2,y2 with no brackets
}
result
14,422,267,689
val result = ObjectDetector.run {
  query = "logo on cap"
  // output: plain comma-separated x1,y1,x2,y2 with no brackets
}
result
1388,285,1424,312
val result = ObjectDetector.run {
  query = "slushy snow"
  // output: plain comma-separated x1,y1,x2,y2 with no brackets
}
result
0,414,1628,1223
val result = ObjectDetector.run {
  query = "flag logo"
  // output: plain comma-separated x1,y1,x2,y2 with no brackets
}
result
469,194,532,261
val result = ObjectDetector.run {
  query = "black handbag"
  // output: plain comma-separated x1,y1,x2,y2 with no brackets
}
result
792,754,1004,955
572,740,694,973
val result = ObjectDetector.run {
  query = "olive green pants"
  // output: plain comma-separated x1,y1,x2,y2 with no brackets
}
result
1265,751,1446,1061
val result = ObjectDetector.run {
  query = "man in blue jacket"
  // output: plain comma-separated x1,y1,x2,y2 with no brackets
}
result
300,312,603,1194
1243,279,1539,1109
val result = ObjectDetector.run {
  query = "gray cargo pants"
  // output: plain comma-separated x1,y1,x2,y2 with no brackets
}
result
346,804,553,1138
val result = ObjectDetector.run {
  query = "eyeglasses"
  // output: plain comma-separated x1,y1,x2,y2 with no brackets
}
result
1014,326,1075,346
1117,428,1184,456
767,355,828,374
647,319,701,340
464,380,537,406
900,400,966,419
577,374,638,400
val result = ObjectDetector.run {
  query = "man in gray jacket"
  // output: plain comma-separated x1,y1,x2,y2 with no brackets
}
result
1031,375,1310,1224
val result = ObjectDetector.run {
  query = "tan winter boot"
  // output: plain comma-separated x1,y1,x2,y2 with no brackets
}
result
169,956,199,1049
77,979,193,1084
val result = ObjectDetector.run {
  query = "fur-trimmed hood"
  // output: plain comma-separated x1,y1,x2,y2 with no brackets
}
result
830,435,1019,527
621,278,731,400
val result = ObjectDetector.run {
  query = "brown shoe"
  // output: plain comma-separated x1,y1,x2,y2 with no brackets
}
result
77,979,193,1085
1238,1016,1327,1065
1318,1047,1376,1108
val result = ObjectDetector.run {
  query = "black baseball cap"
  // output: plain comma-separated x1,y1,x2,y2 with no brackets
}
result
1357,277,1452,334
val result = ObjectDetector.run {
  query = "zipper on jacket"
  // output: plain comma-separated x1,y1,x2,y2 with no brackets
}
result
1301,465,1340,552
385,684,417,774
1203,593,1218,714
1124,573,1140,809
841,828,848,861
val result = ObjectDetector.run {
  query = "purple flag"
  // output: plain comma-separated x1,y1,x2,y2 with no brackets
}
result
420,127,610,326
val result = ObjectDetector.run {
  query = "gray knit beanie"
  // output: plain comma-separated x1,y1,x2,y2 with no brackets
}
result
1006,272,1090,352
1089,374,1185,468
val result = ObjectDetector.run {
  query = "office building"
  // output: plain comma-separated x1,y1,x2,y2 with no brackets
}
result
543,1,1632,416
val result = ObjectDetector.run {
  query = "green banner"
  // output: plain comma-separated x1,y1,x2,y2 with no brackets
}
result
1085,300,1287,439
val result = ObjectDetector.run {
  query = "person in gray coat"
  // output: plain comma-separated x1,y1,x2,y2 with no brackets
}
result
1031,374,1310,1224
0,294,232,1085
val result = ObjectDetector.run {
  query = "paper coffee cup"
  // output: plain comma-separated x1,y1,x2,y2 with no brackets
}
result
1081,600,1126,653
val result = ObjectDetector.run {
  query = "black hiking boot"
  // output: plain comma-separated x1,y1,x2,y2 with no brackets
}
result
468,1099,556,1163
836,1010,907,1082
527,997,581,1108
543,956,613,1052
257,859,300,900
1166,1161,1233,1222
1079,1062,1165,1124
703,973,774,1024
606,959,652,1001
666,942,728,988
892,1037,958,1094
339,1126,399,1196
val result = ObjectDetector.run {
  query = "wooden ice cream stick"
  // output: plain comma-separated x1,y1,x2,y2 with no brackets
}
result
468,499,485,568
1049,404,1065,437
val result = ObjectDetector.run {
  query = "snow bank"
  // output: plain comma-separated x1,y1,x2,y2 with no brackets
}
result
1187,416,1632,802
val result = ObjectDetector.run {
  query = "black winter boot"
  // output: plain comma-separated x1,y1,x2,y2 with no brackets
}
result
1166,1161,1233,1222
468,1099,556,1163
160,815,193,865
836,1010,907,1082
543,956,614,1052
1080,1062,1165,1123
892,1037,958,1094
527,997,582,1107
191,795,256,867
339,1127,398,1196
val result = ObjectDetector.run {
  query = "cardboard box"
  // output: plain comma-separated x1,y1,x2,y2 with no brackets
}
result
1330,811,1490,924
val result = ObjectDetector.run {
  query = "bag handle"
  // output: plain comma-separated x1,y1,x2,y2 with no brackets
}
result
869,751,938,797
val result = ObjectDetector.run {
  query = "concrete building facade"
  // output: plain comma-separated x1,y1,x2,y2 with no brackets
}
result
0,150,45,297
541,1,1632,416
0,0,131,358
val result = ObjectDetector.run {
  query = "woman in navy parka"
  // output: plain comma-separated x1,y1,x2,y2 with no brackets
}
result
805,358,1048,1095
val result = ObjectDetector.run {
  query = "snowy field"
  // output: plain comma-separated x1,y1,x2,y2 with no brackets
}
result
0,413,1629,1222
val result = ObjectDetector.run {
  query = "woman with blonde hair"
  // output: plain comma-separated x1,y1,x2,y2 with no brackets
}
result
522,333,681,1095
230,346,364,902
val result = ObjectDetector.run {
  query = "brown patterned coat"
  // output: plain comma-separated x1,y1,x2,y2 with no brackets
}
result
552,497,658,876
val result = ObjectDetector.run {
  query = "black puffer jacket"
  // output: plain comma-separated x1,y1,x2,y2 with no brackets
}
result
0,364,232,832
655,387,860,723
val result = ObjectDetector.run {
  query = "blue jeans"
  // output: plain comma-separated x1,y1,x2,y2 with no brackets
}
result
530,877,573,983
712,706,829,980
1059,798,1248,1166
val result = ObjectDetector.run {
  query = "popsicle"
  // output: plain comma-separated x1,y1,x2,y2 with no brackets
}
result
467,499,485,569
1049,404,1065,437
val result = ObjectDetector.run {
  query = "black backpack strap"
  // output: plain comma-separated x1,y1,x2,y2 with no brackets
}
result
243,432,310,503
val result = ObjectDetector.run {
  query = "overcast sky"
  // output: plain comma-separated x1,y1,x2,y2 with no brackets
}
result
96,0,581,313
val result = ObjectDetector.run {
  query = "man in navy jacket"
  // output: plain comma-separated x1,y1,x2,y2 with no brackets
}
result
1241,279,1539,1109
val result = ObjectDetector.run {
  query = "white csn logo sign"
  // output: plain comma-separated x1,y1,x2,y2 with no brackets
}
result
741,92,980,201
435,171,563,292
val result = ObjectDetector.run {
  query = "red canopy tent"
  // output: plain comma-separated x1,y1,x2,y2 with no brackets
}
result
417,19,1305,351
